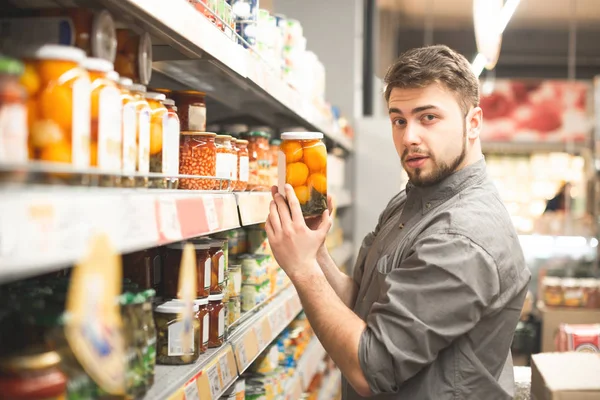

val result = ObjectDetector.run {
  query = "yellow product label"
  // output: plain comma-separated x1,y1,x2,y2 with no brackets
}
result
65,234,125,395
72,76,91,168
178,243,198,363
98,85,123,171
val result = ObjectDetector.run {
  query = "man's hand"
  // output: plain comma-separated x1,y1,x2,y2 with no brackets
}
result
270,186,334,231
265,184,332,280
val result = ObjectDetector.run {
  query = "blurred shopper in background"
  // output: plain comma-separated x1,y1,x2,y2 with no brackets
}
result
544,181,572,213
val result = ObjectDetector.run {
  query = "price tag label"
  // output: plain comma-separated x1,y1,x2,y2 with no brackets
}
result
184,380,199,400
255,325,265,349
237,342,249,368
207,364,221,398
203,196,219,232
219,356,232,385
157,197,182,241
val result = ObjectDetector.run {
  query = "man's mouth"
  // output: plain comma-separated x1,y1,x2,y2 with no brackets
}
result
404,154,429,168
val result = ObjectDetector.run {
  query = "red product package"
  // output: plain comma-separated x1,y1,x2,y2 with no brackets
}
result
555,324,600,353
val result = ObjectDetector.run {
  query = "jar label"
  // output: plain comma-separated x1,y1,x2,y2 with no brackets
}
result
163,115,180,175
218,255,225,285
216,152,230,179
230,153,238,181
72,76,91,168
122,102,137,173
0,103,27,163
239,156,249,182
205,258,211,290
98,86,123,171
188,104,206,131
203,313,209,346
138,107,151,173
218,308,225,338
168,320,195,356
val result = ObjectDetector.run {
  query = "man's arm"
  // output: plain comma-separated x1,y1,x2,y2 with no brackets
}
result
316,246,358,308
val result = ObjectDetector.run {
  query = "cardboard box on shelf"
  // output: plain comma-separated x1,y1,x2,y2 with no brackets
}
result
539,305,600,352
531,353,600,400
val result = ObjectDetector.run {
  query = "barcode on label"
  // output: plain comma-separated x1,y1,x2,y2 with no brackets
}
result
184,381,199,400
219,356,231,384
207,364,221,398
204,197,219,231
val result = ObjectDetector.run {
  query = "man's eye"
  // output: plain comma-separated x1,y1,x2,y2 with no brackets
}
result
393,119,406,127
422,114,437,122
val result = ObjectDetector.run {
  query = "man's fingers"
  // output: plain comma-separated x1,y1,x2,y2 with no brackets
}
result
271,185,278,199
274,192,293,226
327,194,336,220
268,200,281,233
317,210,333,236
285,184,305,222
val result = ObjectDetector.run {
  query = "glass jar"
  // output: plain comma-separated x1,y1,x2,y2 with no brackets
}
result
120,293,146,397
227,296,241,326
269,138,280,187
215,134,237,191
207,294,225,348
581,279,600,309
26,45,91,170
179,131,217,190
130,84,151,187
228,263,242,298
172,90,206,131
83,57,122,186
163,241,212,299
146,92,178,189
562,278,585,307
0,350,67,399
114,30,152,85
208,239,226,294
235,139,249,191
154,300,200,365
161,98,181,189
142,290,157,387
122,248,162,292
279,132,327,217
118,77,137,187
243,131,271,191
195,297,210,354
0,56,28,164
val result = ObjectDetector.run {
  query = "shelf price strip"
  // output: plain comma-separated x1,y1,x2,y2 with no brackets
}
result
207,363,221,398
183,380,200,400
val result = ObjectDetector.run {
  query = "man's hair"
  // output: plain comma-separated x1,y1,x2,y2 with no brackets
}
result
383,45,479,115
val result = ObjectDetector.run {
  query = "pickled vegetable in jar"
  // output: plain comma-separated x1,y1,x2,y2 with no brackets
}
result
122,248,162,292
114,30,152,86
235,139,249,191
195,297,210,353
82,58,122,182
0,350,67,399
120,293,146,397
162,241,212,299
26,45,91,169
141,289,157,387
118,77,137,187
215,134,237,191
172,90,206,131
179,131,217,190
154,300,200,365
279,132,327,217
0,56,28,164
130,84,151,187
243,131,271,191
207,294,225,348
146,92,178,188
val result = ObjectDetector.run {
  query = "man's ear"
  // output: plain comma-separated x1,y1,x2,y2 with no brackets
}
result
467,106,483,140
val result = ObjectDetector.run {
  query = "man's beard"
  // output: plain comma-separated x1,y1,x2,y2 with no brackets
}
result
403,124,467,187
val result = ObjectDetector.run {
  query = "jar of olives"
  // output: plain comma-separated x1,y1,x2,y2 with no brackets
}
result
154,300,200,365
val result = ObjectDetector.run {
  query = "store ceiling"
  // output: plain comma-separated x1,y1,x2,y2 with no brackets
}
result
378,0,600,29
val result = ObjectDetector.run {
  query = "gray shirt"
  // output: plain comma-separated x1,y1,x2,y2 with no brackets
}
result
343,159,531,400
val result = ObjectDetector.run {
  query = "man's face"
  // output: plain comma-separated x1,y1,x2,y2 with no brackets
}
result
388,83,468,187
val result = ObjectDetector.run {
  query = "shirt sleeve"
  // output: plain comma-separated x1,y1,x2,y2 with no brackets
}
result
358,232,500,395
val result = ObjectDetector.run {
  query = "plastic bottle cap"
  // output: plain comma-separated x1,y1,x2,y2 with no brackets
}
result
281,132,324,140
82,57,114,73
34,45,86,63
208,294,224,301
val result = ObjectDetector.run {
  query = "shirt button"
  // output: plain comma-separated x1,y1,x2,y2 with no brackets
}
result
399,223,404,229
426,202,431,209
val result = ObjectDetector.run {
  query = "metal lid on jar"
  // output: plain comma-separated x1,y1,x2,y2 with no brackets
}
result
155,300,199,313
82,57,114,73
107,70,120,81
235,139,249,145
162,98,176,106
34,44,86,63
119,77,134,87
138,32,153,86
145,92,166,101
0,350,61,372
281,132,324,140
270,138,282,146
216,134,233,142
130,83,147,93
166,240,211,250
91,9,117,63
543,277,562,286
244,131,270,139
562,278,580,288
194,297,209,306
208,294,224,302
181,131,217,137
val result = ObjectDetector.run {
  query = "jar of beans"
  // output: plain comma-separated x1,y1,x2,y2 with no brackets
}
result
235,139,249,191
215,134,237,191
179,131,217,190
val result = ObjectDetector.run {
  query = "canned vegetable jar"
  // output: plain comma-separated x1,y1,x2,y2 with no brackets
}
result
154,300,200,365
114,30,152,86
278,132,327,217
179,131,217,190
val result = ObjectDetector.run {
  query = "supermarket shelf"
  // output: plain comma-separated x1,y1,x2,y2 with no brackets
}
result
284,337,328,400
143,285,303,400
235,192,271,226
95,0,353,152
0,188,280,283
330,241,354,267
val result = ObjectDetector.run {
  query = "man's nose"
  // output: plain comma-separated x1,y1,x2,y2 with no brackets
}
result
402,122,422,147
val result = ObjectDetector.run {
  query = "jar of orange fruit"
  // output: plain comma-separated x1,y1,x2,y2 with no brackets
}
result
145,92,179,189
82,58,122,185
278,132,327,217
234,139,249,191
118,77,137,187
130,84,151,187
25,45,91,171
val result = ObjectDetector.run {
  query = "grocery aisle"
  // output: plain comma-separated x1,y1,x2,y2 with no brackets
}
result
0,1,353,399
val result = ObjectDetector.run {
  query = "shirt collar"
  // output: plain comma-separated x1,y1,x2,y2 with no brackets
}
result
405,158,487,214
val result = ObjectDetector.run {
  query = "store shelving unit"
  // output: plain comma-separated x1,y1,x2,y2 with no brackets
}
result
284,337,328,399
144,285,302,400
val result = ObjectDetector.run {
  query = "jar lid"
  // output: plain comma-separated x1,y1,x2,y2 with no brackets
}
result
91,9,117,63
155,300,199,313
119,77,134,87
208,294,224,301
138,32,153,86
162,98,175,106
181,131,217,137
270,138,282,146
166,240,211,250
208,239,225,247
580,278,599,287
216,134,233,140
236,139,249,145
281,132,324,140
107,70,120,81
130,83,147,93
82,57,114,73
34,44,86,63
195,297,209,306
562,278,579,287
0,56,24,76
0,351,61,372
145,92,166,101
543,277,562,286
246,131,271,138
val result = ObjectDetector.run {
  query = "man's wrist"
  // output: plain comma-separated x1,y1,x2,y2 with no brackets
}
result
316,245,330,263
288,259,323,285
